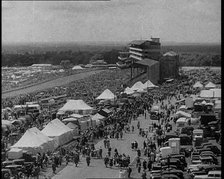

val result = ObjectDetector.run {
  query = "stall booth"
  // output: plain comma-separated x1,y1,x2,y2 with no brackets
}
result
160,147,173,158
176,118,190,130
168,138,180,155
193,129,204,147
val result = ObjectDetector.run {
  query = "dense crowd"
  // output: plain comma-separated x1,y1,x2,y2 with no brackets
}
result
1,67,221,179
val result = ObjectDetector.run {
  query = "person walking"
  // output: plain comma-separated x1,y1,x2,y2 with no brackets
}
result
120,131,123,139
86,155,91,166
137,161,141,173
137,148,141,157
108,147,112,157
65,154,69,165
127,166,132,178
141,170,147,179
99,147,103,159
52,162,56,174
109,158,113,168
132,126,134,133
147,160,152,171
74,154,79,167
104,155,109,167
142,160,147,171
137,121,140,129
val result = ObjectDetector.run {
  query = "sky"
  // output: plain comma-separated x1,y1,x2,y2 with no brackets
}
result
2,0,221,44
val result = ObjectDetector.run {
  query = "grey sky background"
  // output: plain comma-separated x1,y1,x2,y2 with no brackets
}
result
2,0,221,44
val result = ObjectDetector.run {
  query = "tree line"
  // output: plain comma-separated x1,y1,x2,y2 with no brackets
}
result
2,50,221,67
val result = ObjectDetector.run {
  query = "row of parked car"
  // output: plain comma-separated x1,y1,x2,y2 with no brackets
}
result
1,153,37,178
150,153,189,179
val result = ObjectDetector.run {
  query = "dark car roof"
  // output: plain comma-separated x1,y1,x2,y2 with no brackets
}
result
162,174,180,179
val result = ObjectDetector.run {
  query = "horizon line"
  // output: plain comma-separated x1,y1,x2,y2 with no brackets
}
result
2,41,221,45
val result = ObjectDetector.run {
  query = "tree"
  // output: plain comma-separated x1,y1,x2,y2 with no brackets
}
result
90,54,104,64
60,60,72,69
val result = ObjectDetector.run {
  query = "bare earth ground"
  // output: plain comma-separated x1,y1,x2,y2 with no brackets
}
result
2,70,103,99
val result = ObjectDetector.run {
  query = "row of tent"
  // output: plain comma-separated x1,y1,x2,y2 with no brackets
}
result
124,80,158,95
9,119,75,155
193,81,217,89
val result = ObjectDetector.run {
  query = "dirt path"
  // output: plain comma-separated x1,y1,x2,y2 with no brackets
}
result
2,70,103,98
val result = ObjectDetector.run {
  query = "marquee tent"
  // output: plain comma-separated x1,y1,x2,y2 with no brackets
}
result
41,119,73,147
124,87,134,95
210,89,221,98
91,113,105,121
7,148,24,160
66,122,79,130
200,90,214,98
66,122,79,135
205,82,216,89
11,129,50,154
193,81,203,88
59,100,93,115
143,80,158,89
131,81,145,92
72,65,84,70
96,89,116,100
29,127,56,150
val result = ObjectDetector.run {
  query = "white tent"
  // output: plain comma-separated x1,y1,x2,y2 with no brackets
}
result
200,90,214,98
11,129,48,154
96,89,116,100
62,118,78,122
193,81,203,88
143,80,158,89
91,113,105,121
175,111,191,118
72,65,84,70
124,87,134,95
41,119,73,147
59,100,93,115
214,100,221,110
66,122,79,130
201,100,207,105
205,82,216,89
2,120,12,126
151,106,159,112
179,105,187,110
66,122,79,136
131,81,145,92
8,148,24,160
69,113,85,118
210,89,221,98
29,127,56,151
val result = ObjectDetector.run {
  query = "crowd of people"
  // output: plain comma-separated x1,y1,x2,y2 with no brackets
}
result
1,67,221,178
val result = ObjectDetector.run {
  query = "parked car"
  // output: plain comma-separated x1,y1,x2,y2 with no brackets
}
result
161,174,180,179
1,169,12,179
195,142,212,150
203,145,221,156
191,155,201,164
169,154,187,167
200,154,218,165
200,156,217,165
162,169,184,179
